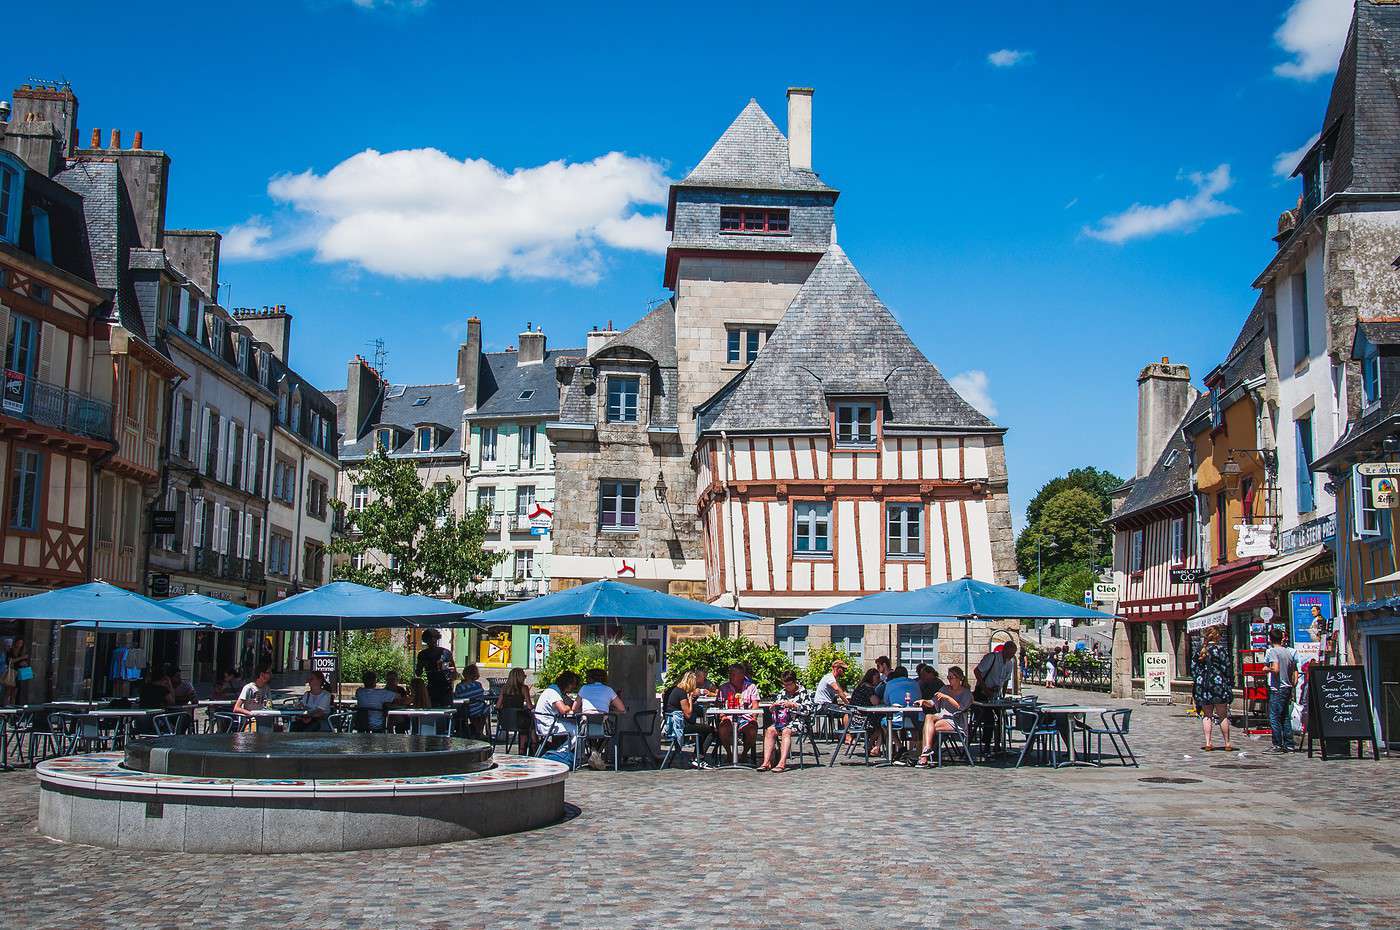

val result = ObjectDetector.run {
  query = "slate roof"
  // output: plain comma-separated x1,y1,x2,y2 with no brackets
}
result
473,347,583,419
1110,393,1209,524
556,302,680,429
696,245,997,435
17,169,95,285
673,99,836,195
1215,298,1268,389
53,160,147,341
1315,1,1400,195
595,301,677,368
335,381,465,460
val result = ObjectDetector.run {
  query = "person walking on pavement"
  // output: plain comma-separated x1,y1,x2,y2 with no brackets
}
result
1191,626,1235,752
1264,628,1298,753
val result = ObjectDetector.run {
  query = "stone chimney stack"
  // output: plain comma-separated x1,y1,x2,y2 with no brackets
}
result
586,320,619,357
457,317,483,412
234,306,293,363
6,83,78,166
344,355,383,441
786,87,813,172
74,128,170,250
517,322,546,365
1136,357,1196,478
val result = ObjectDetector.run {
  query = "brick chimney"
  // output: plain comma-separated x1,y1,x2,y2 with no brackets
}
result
1136,358,1196,479
74,129,170,250
457,317,482,411
234,305,293,363
586,320,619,357
517,322,546,365
344,355,383,441
787,87,813,172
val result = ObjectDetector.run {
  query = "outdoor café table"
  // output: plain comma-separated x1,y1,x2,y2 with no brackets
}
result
247,707,304,732
970,701,1023,759
1037,706,1108,768
387,708,456,736
704,706,763,768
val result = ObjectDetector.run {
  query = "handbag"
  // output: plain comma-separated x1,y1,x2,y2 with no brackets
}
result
0,667,14,688
16,666,33,682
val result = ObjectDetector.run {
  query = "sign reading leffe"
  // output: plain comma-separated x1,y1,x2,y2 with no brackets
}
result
1143,652,1172,698
1373,476,1400,509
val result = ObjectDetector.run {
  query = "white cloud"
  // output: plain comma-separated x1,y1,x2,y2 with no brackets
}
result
348,0,429,9
1274,0,1351,80
949,370,998,418
1083,164,1237,245
987,49,1032,68
225,148,671,283
1273,132,1321,178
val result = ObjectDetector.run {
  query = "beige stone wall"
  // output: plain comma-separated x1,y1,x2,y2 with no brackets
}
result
672,254,817,437
983,436,1019,586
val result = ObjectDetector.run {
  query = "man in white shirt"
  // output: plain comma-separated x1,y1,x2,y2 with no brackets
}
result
292,671,334,732
973,642,1017,755
233,666,273,728
354,671,404,732
575,668,628,715
535,671,580,744
814,660,849,706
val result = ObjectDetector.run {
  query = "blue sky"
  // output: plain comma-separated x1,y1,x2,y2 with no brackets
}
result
8,0,1352,530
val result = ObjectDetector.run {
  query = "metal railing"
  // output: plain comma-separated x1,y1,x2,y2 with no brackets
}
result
7,378,114,441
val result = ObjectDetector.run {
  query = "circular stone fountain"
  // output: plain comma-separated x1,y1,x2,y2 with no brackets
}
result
37,733,567,853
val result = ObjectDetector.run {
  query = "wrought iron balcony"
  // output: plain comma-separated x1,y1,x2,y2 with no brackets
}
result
4,378,113,442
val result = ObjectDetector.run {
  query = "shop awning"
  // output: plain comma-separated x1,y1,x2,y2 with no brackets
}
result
1365,568,1400,586
1186,545,1325,631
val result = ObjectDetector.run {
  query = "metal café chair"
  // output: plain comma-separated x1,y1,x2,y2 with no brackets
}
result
67,713,117,753
533,709,577,763
153,711,193,736
788,710,825,769
1078,708,1138,767
1010,707,1061,768
496,706,534,755
209,711,245,734
328,711,354,733
926,710,976,768
27,709,68,763
414,711,455,737
615,709,659,768
826,705,878,767
659,712,708,769
574,712,618,770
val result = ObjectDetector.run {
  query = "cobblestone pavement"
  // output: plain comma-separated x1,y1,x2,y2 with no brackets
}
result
2,687,1397,929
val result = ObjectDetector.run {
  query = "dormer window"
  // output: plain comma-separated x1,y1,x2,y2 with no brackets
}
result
606,376,640,423
0,157,22,244
376,427,393,451
834,402,878,448
412,395,429,407
1208,385,1222,428
1363,342,1382,409
417,426,435,452
29,207,51,263
720,207,789,234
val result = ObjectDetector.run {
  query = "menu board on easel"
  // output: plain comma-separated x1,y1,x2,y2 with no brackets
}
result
1306,665,1380,760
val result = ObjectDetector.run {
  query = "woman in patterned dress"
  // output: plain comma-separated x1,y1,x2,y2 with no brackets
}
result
1191,625,1235,752
758,672,814,772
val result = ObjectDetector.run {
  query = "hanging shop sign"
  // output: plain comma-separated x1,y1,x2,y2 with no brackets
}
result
1372,476,1400,509
1278,513,1336,555
1170,567,1209,585
1187,610,1229,632
1235,524,1276,559
1357,462,1400,476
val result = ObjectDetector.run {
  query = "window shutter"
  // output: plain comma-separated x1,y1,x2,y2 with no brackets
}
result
193,500,205,548
200,408,212,472
1296,424,1314,513
37,322,57,386
0,306,10,364
171,395,184,454
216,420,228,482
243,512,252,559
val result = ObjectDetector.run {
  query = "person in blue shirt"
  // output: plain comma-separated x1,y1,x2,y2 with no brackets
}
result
454,663,491,738
880,666,923,760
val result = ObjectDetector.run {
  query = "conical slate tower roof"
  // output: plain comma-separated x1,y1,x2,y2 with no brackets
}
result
697,245,997,434
674,99,836,194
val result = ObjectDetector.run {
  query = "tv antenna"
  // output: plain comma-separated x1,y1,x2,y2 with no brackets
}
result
369,339,388,380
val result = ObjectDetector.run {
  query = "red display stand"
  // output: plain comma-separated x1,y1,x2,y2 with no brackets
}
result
1240,649,1271,735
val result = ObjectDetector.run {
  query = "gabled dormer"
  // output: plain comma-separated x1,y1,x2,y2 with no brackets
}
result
1352,320,1400,416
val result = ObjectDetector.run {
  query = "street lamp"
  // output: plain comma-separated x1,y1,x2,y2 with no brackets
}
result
654,471,667,503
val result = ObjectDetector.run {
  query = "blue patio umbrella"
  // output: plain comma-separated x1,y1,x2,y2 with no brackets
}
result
162,593,249,624
471,579,758,627
0,582,213,705
782,577,1118,670
223,582,478,693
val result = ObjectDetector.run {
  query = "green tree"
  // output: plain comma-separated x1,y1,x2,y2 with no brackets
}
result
1014,465,1123,607
537,637,608,686
329,450,506,609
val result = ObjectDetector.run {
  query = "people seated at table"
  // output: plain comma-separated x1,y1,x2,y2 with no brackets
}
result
138,669,177,709
759,671,814,772
880,666,922,756
874,655,892,683
715,663,760,765
211,668,241,701
233,666,273,724
415,628,457,708
575,668,627,715
384,670,409,702
354,670,404,732
454,663,491,738
814,660,849,706
534,671,580,751
497,667,533,753
290,671,334,732
848,668,884,756
663,671,715,765
973,641,1017,754
915,663,944,701
917,666,975,767
166,664,197,705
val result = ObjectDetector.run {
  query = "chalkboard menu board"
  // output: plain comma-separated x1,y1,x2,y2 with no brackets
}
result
1307,665,1379,760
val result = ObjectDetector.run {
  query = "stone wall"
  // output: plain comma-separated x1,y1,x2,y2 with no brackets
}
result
983,436,1020,586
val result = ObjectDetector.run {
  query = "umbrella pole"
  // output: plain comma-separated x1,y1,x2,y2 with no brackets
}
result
336,618,344,704
88,620,99,710
964,617,969,675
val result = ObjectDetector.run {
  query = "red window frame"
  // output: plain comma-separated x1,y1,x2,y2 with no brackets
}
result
719,207,790,234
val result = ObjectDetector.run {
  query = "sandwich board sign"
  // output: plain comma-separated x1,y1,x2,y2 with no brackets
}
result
1143,652,1172,701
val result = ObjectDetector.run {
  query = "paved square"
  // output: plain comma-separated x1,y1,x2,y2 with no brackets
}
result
3,688,1397,929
